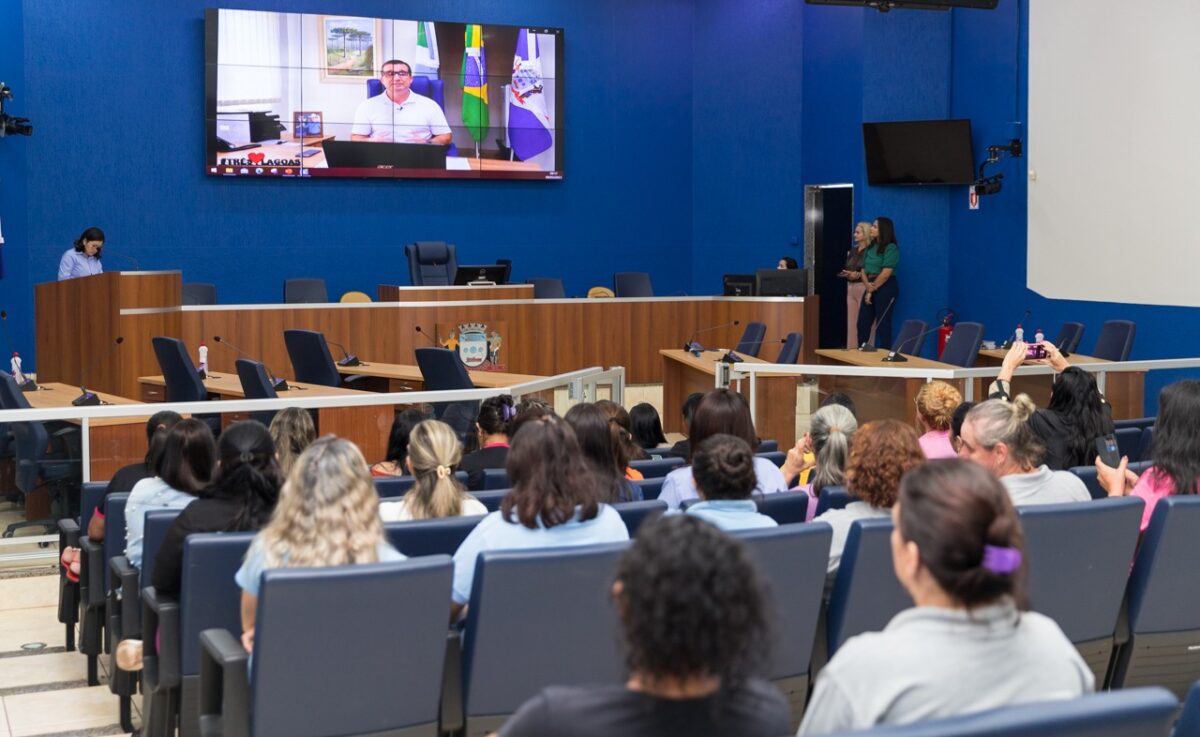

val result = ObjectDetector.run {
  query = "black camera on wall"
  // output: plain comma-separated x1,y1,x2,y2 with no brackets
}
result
0,83,33,138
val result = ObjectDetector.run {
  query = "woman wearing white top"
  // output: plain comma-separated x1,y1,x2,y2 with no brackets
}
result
379,420,487,522
799,460,1092,735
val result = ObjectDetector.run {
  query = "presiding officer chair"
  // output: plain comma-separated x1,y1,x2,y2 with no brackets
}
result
613,272,653,297
282,278,328,304
526,277,565,299
405,241,458,286
181,282,217,305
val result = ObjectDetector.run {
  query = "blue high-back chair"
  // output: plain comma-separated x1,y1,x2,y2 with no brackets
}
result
613,499,667,536
140,509,183,590
891,319,929,356
1114,416,1155,431
1,370,77,536
613,271,653,297
282,278,328,304
940,321,985,367
736,321,768,357
527,277,565,298
776,332,803,364
462,543,631,736
405,241,459,286
1054,321,1086,353
757,490,810,525
826,518,912,656
632,477,664,500
374,476,412,498
103,493,139,732
1092,320,1136,361
1018,498,1144,688
814,486,853,517
1178,679,1200,737
481,468,509,490
1110,496,1200,699
234,358,277,427
283,329,341,387
1138,426,1156,463
199,557,454,737
828,687,1178,737
385,515,484,558
736,523,832,727
470,490,507,512
74,484,117,685
152,337,207,402
414,347,477,436
1068,466,1108,500
181,282,217,305
1115,426,1144,462
628,457,684,479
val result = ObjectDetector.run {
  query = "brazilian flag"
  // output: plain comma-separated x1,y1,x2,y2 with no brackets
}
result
461,24,488,142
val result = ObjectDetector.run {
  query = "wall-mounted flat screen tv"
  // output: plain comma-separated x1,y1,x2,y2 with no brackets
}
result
204,8,564,181
862,119,974,185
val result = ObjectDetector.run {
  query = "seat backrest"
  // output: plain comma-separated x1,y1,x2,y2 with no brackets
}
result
481,468,510,490
282,278,328,304
1092,320,1136,362
471,489,508,512
414,347,474,391
826,517,912,655
757,450,785,466
408,76,446,109
79,482,108,537
180,532,255,675
776,332,803,364
814,486,853,516
102,493,132,571
235,359,277,400
373,476,412,498
632,477,664,500
756,491,810,525
8,412,50,494
152,336,206,402
1054,321,1085,353
462,543,630,729
1018,498,1143,643
405,241,458,286
282,329,340,387
0,370,28,410
940,321,985,367
891,319,929,355
1114,416,1155,431
1067,466,1107,500
613,499,666,536
627,457,684,479
828,687,1178,737
527,277,565,299
250,558,453,737
140,508,183,589
735,321,768,358
1115,426,1143,462
758,439,779,453
1177,679,1200,737
1138,426,1155,463
613,271,653,297
181,282,217,305
384,515,484,557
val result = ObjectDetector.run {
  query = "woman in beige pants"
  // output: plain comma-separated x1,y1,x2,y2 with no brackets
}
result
839,221,873,348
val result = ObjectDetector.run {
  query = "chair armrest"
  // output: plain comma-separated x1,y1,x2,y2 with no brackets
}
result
58,518,80,550
107,556,141,639
143,587,181,692
80,537,105,606
199,629,250,737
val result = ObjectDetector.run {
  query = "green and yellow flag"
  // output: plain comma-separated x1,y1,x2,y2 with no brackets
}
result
461,24,488,141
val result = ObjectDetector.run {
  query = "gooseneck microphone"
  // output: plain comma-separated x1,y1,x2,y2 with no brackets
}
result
413,325,438,346
1000,309,1032,349
73,336,124,406
326,338,361,367
858,298,896,353
684,320,741,354
883,323,945,363
212,335,289,391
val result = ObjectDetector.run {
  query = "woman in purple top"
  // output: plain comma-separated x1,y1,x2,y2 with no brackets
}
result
57,226,105,280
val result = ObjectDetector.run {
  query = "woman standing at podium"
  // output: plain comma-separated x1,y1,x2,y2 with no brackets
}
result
57,226,105,280
856,217,900,348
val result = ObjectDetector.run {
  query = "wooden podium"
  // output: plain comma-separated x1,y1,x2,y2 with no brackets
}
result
35,271,182,399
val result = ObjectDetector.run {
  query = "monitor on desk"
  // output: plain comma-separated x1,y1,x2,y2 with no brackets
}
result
723,274,756,296
321,140,449,170
215,112,252,151
454,265,510,286
756,268,809,297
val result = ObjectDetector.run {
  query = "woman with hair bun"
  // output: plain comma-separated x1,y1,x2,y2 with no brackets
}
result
915,381,962,459
799,459,1092,734
459,395,516,490
380,420,486,521
686,434,777,531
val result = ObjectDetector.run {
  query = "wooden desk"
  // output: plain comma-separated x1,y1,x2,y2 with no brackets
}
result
816,349,963,425
661,349,799,449
975,350,1145,419
23,383,150,483
138,375,391,462
336,361,544,392
376,285,534,303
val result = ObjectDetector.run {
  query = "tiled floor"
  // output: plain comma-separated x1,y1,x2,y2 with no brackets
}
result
0,575,125,737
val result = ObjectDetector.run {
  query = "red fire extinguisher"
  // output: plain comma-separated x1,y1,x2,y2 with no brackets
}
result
937,312,955,359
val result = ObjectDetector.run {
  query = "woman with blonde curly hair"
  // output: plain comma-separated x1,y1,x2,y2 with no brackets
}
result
380,420,487,521
915,381,963,459
234,436,403,653
814,419,925,575
269,407,316,477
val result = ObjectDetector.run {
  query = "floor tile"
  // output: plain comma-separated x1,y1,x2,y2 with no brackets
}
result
0,576,57,611
4,685,120,737
0,607,67,655
0,698,10,737
0,651,87,691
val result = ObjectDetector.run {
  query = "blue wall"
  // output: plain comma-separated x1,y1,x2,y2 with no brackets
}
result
0,0,31,369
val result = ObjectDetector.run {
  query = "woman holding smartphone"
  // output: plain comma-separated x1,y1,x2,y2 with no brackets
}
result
839,221,873,348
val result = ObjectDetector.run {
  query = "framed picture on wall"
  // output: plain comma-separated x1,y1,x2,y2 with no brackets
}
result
292,111,324,138
318,16,381,81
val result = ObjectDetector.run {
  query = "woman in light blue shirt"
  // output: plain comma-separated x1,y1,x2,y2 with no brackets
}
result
686,434,777,531
659,389,788,510
450,414,630,620
57,226,105,280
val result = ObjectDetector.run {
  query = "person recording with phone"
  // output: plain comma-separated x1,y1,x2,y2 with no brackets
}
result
856,217,900,348
986,340,1114,470
57,226,105,281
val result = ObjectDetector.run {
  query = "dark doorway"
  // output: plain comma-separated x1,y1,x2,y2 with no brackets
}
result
807,185,854,349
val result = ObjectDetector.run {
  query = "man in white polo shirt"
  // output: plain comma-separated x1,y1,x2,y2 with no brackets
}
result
351,59,452,145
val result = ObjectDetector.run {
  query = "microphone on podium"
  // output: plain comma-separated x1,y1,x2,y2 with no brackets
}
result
73,336,124,406
684,320,741,354
212,336,289,391
326,338,361,367
882,323,944,363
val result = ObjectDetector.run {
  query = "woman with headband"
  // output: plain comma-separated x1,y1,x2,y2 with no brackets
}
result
799,460,1091,734
460,395,516,490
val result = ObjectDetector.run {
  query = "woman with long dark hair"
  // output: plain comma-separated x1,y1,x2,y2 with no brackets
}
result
799,460,1092,734
370,408,425,477
459,395,515,490
629,402,669,452
1098,379,1200,530
58,226,105,280
565,403,641,502
499,515,789,737
855,217,900,348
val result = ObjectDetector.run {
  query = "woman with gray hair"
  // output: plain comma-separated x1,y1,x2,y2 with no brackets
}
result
956,398,1090,505
782,404,858,519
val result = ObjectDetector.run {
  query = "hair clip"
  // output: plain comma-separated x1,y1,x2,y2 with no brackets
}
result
981,544,1022,575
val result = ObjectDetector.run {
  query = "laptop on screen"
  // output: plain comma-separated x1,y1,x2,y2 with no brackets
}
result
321,140,449,170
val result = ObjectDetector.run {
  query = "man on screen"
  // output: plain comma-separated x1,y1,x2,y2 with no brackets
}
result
351,59,453,145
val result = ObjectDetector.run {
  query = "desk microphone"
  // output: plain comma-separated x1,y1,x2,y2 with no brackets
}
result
104,250,142,271
326,338,361,367
212,335,289,391
859,298,896,352
721,350,744,364
684,320,741,354
73,336,123,406
1000,309,1032,349
883,323,944,363
413,325,439,346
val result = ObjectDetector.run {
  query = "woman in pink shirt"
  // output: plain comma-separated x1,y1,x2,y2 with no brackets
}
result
1097,380,1200,530
916,381,963,459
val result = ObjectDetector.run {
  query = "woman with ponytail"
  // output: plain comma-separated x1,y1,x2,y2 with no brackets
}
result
380,420,486,521
782,404,857,519
799,460,1092,734
459,395,516,490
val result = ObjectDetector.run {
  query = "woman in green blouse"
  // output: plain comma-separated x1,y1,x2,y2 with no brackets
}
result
856,217,900,348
